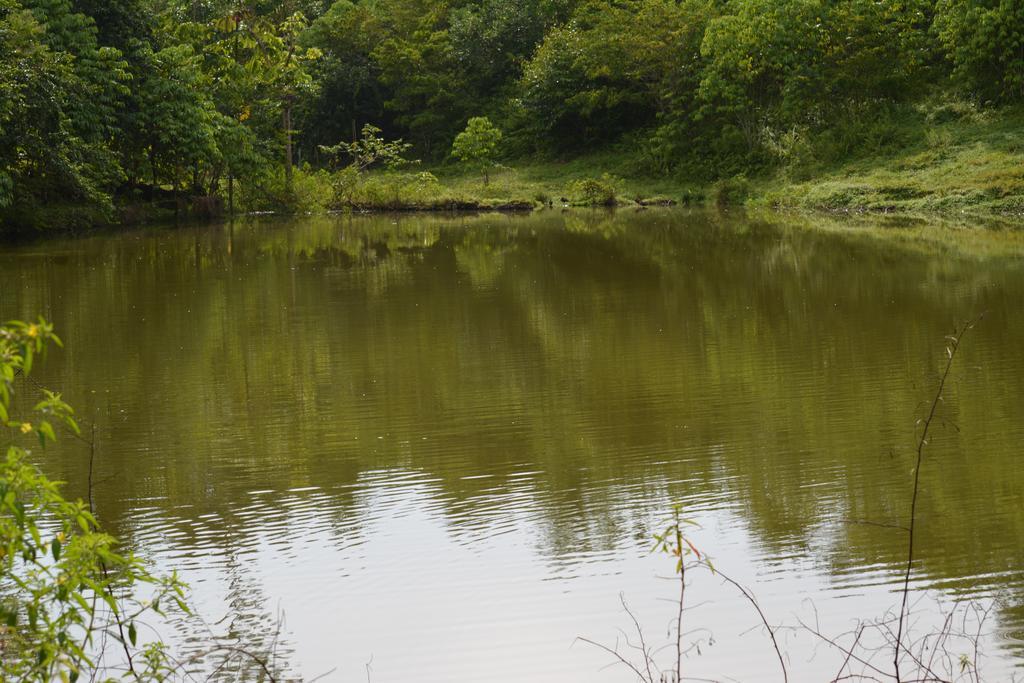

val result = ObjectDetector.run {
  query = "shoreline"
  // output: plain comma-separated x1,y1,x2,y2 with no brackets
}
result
3,195,1023,244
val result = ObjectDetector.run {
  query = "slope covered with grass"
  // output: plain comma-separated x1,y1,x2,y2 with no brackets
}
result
759,105,1024,217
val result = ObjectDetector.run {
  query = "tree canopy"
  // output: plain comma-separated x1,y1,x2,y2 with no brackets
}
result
2,0,1023,229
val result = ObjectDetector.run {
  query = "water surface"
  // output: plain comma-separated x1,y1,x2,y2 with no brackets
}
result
2,209,1023,681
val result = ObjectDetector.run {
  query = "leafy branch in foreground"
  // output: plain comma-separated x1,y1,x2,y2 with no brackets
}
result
2,319,297,682
1,318,187,681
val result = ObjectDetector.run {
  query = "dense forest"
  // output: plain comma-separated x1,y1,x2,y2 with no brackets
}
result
2,0,1023,230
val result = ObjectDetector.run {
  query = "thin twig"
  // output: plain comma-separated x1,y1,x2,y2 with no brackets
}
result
576,636,654,683
620,594,657,683
87,419,96,513
708,565,787,683
841,518,910,532
676,524,686,683
831,624,863,682
798,615,894,679
895,318,977,681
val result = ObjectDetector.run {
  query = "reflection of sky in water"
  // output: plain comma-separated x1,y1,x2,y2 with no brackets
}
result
2,210,1024,680
126,469,1019,682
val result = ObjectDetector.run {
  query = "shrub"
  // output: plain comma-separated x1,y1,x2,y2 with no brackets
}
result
565,174,618,206
709,174,751,207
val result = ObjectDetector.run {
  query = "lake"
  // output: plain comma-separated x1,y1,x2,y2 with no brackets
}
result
2,209,1023,681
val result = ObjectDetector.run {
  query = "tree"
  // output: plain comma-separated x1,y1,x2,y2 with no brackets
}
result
371,0,464,156
151,6,323,206
301,0,388,160
934,0,1024,103
515,0,715,156
0,0,129,225
320,123,413,172
452,116,502,185
318,123,415,207
698,0,829,156
137,43,218,196
448,0,549,97
263,11,321,193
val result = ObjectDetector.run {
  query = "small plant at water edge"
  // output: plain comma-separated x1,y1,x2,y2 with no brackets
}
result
452,117,504,186
565,174,619,206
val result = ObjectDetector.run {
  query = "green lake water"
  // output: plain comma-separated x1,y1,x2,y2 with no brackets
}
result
1,209,1023,681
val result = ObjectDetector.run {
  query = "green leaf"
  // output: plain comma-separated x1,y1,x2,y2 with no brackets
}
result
128,621,137,646
39,421,57,445
51,537,61,561
174,596,191,615
101,591,118,614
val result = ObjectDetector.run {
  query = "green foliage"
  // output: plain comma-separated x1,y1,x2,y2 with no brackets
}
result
451,116,502,185
4,0,1024,230
0,319,187,680
0,0,128,224
565,174,617,206
710,174,751,207
698,0,828,149
301,1,388,154
370,0,465,156
315,124,418,208
322,123,414,172
449,0,549,95
138,44,218,188
935,0,1024,104
342,169,445,209
652,505,706,575
516,0,715,153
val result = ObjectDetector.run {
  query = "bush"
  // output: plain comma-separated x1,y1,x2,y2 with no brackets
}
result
925,100,976,125
709,174,751,207
237,166,334,214
565,174,618,206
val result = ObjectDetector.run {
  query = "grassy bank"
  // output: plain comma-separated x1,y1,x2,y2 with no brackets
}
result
237,149,691,216
280,102,1024,219
755,104,1024,216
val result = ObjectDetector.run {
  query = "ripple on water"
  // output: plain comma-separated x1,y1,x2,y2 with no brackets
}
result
4,211,1024,680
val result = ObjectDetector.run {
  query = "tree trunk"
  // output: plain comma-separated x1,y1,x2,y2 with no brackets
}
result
173,167,180,220
149,148,158,202
283,103,294,193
